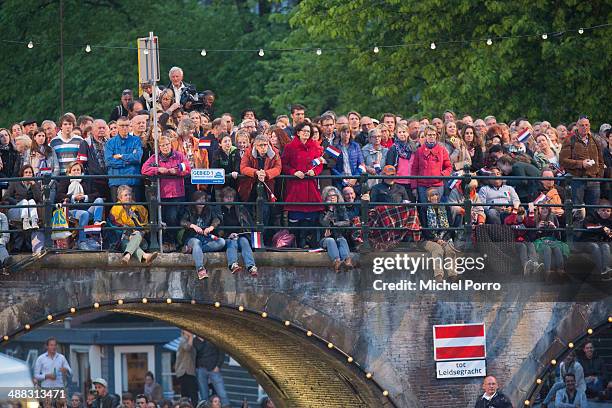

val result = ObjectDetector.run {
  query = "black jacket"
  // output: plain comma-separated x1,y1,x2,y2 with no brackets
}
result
0,145,22,179
218,205,253,237
370,182,410,204
109,104,128,122
180,205,222,242
319,205,350,239
93,393,120,408
2,181,43,203
56,178,101,204
474,391,512,408
193,337,225,370
78,139,107,176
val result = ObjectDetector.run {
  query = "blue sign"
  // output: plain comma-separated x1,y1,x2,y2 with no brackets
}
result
191,168,226,185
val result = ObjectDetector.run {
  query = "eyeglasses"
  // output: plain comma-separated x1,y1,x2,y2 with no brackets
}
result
300,130,311,134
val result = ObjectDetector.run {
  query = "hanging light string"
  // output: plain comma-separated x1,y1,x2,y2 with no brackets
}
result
5,22,611,54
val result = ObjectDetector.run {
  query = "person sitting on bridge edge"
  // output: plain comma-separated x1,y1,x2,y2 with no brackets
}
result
217,186,258,277
474,376,512,408
578,341,608,398
555,373,588,408
541,351,586,408
109,185,158,265
319,186,353,272
180,190,225,280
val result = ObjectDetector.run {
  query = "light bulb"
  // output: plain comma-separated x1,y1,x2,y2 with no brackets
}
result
316,48,322,55
200,49,207,56
47,315,53,321
27,41,34,49
284,321,290,326
85,44,91,53
373,46,380,53
258,48,264,57
166,298,172,304
578,28,584,35
94,302,100,308
383,391,389,397
117,299,124,305
486,38,493,46
542,33,548,40
430,42,436,50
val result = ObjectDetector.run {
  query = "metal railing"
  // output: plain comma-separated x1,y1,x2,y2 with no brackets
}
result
0,167,610,253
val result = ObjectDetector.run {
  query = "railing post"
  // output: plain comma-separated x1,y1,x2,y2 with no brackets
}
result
564,174,574,244
359,173,371,253
256,181,265,235
42,174,53,250
461,165,472,246
147,177,160,251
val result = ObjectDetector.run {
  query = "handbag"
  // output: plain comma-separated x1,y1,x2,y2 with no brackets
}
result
51,207,72,240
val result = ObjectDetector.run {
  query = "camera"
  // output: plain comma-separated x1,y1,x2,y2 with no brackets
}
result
180,86,205,111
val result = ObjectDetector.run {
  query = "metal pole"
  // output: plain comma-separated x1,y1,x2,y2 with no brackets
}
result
59,0,64,114
150,31,163,252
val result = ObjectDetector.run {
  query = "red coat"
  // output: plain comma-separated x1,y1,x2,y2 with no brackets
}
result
411,143,452,187
238,146,282,201
281,137,324,212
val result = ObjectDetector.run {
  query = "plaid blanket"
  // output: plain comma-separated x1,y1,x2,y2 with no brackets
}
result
353,205,421,251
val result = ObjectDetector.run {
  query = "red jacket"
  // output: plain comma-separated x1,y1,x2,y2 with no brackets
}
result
281,137,324,212
411,143,452,187
238,145,282,201
141,150,191,199
504,212,535,242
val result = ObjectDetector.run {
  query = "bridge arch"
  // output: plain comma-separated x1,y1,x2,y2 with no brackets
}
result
1,298,397,408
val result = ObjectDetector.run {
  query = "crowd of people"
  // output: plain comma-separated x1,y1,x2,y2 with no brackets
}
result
30,337,274,408
0,65,611,280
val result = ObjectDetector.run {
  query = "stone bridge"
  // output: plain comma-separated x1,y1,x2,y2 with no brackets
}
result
0,251,610,408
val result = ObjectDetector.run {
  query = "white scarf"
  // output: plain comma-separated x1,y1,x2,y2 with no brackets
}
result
67,179,84,197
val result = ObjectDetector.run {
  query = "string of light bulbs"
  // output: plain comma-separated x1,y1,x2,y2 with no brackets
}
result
3,22,610,56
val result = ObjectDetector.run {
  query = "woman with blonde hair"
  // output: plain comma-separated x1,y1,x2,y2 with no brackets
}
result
377,123,393,149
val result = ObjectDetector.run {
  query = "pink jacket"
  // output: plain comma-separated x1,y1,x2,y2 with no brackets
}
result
142,150,191,198
411,143,452,187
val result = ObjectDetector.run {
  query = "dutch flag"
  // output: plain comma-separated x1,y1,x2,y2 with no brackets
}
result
358,163,367,174
199,140,211,149
308,248,325,253
39,167,52,176
312,157,322,167
178,163,187,172
325,145,341,159
448,172,461,190
517,128,531,143
77,153,88,162
84,224,101,234
251,231,263,249
533,193,549,205
373,162,382,173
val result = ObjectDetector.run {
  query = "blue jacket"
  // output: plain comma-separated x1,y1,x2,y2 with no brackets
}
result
104,134,143,186
332,141,364,177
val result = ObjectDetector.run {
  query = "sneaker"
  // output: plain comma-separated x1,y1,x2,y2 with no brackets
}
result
534,262,544,275
333,259,342,273
247,265,258,277
30,219,39,229
121,253,131,264
230,263,242,274
197,267,209,280
22,218,32,230
523,260,533,276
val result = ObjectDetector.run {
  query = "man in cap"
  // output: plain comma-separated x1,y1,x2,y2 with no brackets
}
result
22,119,38,137
92,378,120,408
369,165,411,203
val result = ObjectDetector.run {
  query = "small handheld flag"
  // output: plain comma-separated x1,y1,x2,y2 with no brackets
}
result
448,171,461,190
373,162,382,173
325,145,341,159
311,157,322,167
533,193,550,205
199,139,211,149
39,167,52,176
358,163,367,174
517,128,531,143
178,163,187,172
77,154,88,162
84,224,102,234
251,231,263,249
308,248,325,253
585,224,603,229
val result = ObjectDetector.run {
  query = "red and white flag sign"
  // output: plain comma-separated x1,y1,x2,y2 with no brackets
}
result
433,323,486,361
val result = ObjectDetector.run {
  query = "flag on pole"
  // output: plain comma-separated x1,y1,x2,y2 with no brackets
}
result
199,139,211,149
311,157,323,167
251,231,263,249
517,128,531,143
325,145,341,159
77,154,88,162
